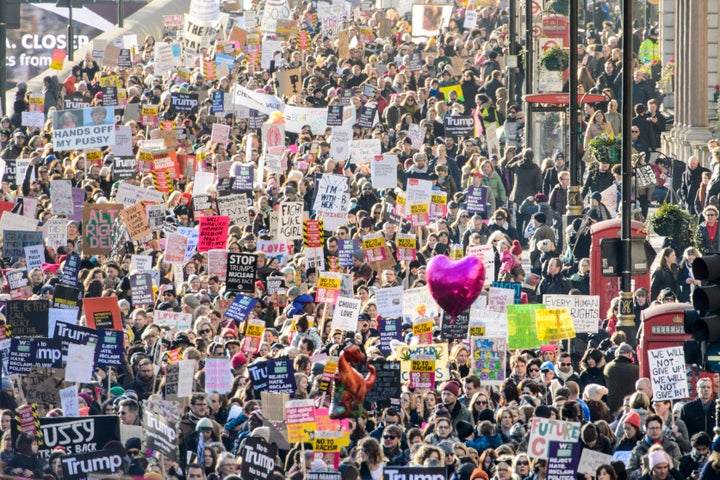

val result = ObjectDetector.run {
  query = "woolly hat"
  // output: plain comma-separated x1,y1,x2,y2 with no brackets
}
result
196,417,214,431
231,351,247,369
591,191,603,202
441,380,461,397
583,384,608,402
623,411,641,429
352,250,366,262
540,361,555,373
456,420,474,441
533,212,547,224
510,239,523,256
648,450,669,470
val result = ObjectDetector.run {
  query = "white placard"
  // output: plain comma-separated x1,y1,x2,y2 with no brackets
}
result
60,385,80,417
371,154,398,190
648,346,689,401
375,286,403,318
65,344,96,383
331,297,362,331
543,295,600,334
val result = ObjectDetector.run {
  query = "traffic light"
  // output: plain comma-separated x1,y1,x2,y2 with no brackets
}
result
685,254,720,371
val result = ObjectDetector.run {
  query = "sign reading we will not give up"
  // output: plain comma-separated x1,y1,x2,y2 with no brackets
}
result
648,346,688,401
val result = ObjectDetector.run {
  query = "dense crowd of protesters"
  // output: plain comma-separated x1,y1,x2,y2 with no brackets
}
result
1,0,719,479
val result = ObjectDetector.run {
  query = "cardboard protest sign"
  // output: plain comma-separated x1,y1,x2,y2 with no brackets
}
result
470,336,507,385
331,297,361,331
396,343,449,384
648,346,688,401
286,399,316,443
507,303,544,349
143,411,178,462
208,249,229,281
52,107,116,151
443,115,474,137
240,437,277,480
543,294,600,334
224,294,258,322
205,358,233,393
535,308,576,342
411,4,452,37
577,448,611,476
440,309,470,341
371,154,398,190
82,203,123,255
154,311,193,330
165,233,189,264
43,218,68,249
170,92,199,114
268,357,296,395
6,300,50,337
65,343,96,383
5,268,32,299
83,297,122,331
198,215,230,251
50,180,74,215
121,203,152,242
383,467,447,480
61,448,125,480
226,253,258,292
374,286,403,319
95,330,124,368
217,194,250,225
312,174,349,232
13,415,120,460
130,273,155,307
2,230,43,259
316,272,342,304
278,202,304,241
527,417,581,459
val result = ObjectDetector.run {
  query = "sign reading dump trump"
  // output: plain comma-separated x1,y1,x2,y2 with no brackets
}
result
53,107,116,151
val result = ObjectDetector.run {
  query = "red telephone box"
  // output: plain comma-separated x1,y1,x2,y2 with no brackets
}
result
637,302,708,399
589,219,651,316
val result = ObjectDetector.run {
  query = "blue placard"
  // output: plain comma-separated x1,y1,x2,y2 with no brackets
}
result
224,294,258,322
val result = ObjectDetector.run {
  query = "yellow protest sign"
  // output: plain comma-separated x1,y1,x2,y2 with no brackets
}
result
286,399,316,443
397,343,449,383
535,308,576,342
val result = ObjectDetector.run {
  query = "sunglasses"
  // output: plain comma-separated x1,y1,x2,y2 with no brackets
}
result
529,368,539,373
199,329,212,334
383,435,397,440
517,461,529,466
127,449,140,457
560,362,572,366
475,400,488,406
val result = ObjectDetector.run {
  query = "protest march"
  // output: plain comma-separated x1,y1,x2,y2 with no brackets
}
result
0,0,708,479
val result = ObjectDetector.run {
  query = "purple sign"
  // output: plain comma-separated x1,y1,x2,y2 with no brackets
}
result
224,294,258,322
547,440,581,480
378,318,402,356
338,239,359,267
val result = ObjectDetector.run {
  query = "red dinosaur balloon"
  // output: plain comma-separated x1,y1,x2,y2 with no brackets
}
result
329,344,376,419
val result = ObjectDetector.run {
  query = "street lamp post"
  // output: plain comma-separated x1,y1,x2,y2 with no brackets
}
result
618,0,637,342
567,0,582,218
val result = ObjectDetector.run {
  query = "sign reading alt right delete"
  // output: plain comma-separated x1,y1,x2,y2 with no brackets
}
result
648,346,688,401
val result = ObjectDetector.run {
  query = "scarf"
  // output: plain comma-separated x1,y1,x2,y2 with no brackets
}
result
556,368,576,383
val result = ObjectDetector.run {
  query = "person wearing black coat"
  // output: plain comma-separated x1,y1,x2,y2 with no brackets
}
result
4,433,44,478
680,156,710,215
650,248,679,301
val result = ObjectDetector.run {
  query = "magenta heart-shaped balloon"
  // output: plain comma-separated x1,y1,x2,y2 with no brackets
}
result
426,255,486,319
